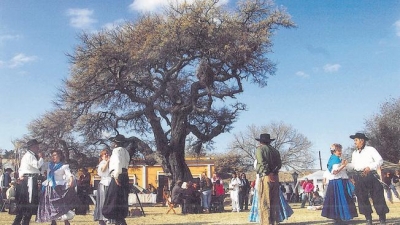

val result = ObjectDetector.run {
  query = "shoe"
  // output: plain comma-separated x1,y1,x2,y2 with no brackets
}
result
366,220,373,225
379,220,386,225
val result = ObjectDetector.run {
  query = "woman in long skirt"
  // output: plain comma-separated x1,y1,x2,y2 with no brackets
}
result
36,150,78,225
322,143,358,224
93,149,113,225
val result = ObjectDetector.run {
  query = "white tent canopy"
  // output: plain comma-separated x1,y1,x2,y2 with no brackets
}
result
298,170,325,182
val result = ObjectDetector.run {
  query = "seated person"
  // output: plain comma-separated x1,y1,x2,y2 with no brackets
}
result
171,180,185,214
214,180,225,197
307,191,324,210
183,181,201,214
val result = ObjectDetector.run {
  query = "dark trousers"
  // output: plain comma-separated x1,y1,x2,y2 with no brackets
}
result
354,171,389,218
12,176,39,225
239,191,249,210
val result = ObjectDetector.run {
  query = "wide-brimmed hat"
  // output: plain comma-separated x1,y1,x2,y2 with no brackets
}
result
255,133,275,143
349,132,369,140
26,139,41,148
110,134,127,143
4,168,13,172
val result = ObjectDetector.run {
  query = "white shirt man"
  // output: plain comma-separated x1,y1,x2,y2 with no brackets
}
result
109,146,130,179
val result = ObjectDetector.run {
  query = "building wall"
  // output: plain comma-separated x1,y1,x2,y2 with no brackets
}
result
90,162,215,190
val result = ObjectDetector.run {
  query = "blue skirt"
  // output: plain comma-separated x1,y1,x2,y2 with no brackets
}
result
249,189,259,223
321,179,358,221
248,189,293,223
279,189,293,221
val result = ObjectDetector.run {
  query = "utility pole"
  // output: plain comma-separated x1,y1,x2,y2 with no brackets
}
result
319,151,322,170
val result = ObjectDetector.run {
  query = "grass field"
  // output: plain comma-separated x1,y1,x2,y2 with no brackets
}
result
0,202,399,225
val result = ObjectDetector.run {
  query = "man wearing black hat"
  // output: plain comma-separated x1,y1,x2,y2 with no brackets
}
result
102,135,130,225
13,139,44,225
349,132,389,225
255,133,282,225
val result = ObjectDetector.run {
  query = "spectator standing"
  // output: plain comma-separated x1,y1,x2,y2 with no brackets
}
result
255,133,282,225
229,172,242,212
13,139,44,225
200,173,213,213
286,183,293,202
239,173,250,211
348,132,389,225
93,149,113,225
382,170,400,203
301,178,314,208
102,134,130,225
2,168,13,192
76,167,91,215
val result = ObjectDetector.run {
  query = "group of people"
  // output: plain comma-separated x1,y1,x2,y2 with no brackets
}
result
170,172,227,214
7,130,397,225
9,134,131,225
248,132,394,225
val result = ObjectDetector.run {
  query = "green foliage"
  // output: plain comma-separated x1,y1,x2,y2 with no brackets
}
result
365,97,400,163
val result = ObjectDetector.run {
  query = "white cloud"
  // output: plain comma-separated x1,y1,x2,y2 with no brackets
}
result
67,8,97,30
295,71,309,78
8,53,38,68
394,20,400,37
129,0,229,12
0,34,21,45
323,63,341,73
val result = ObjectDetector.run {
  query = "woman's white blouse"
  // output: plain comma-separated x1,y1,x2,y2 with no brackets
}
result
97,160,111,186
43,164,73,186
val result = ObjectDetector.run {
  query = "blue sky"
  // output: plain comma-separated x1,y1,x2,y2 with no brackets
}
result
1,0,400,168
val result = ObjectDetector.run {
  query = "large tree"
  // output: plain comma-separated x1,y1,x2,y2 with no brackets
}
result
228,122,314,171
59,0,294,181
365,97,400,163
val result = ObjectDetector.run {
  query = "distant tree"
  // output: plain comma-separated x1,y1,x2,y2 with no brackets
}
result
228,122,314,171
55,0,294,182
214,151,249,179
2,150,15,159
365,97,400,164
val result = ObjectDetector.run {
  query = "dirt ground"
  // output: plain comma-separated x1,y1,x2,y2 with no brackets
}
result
0,202,399,225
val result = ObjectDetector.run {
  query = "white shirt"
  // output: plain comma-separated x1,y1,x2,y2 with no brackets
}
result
109,146,130,178
97,160,112,186
229,177,242,192
348,146,383,171
18,151,44,177
42,164,73,186
331,164,349,179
